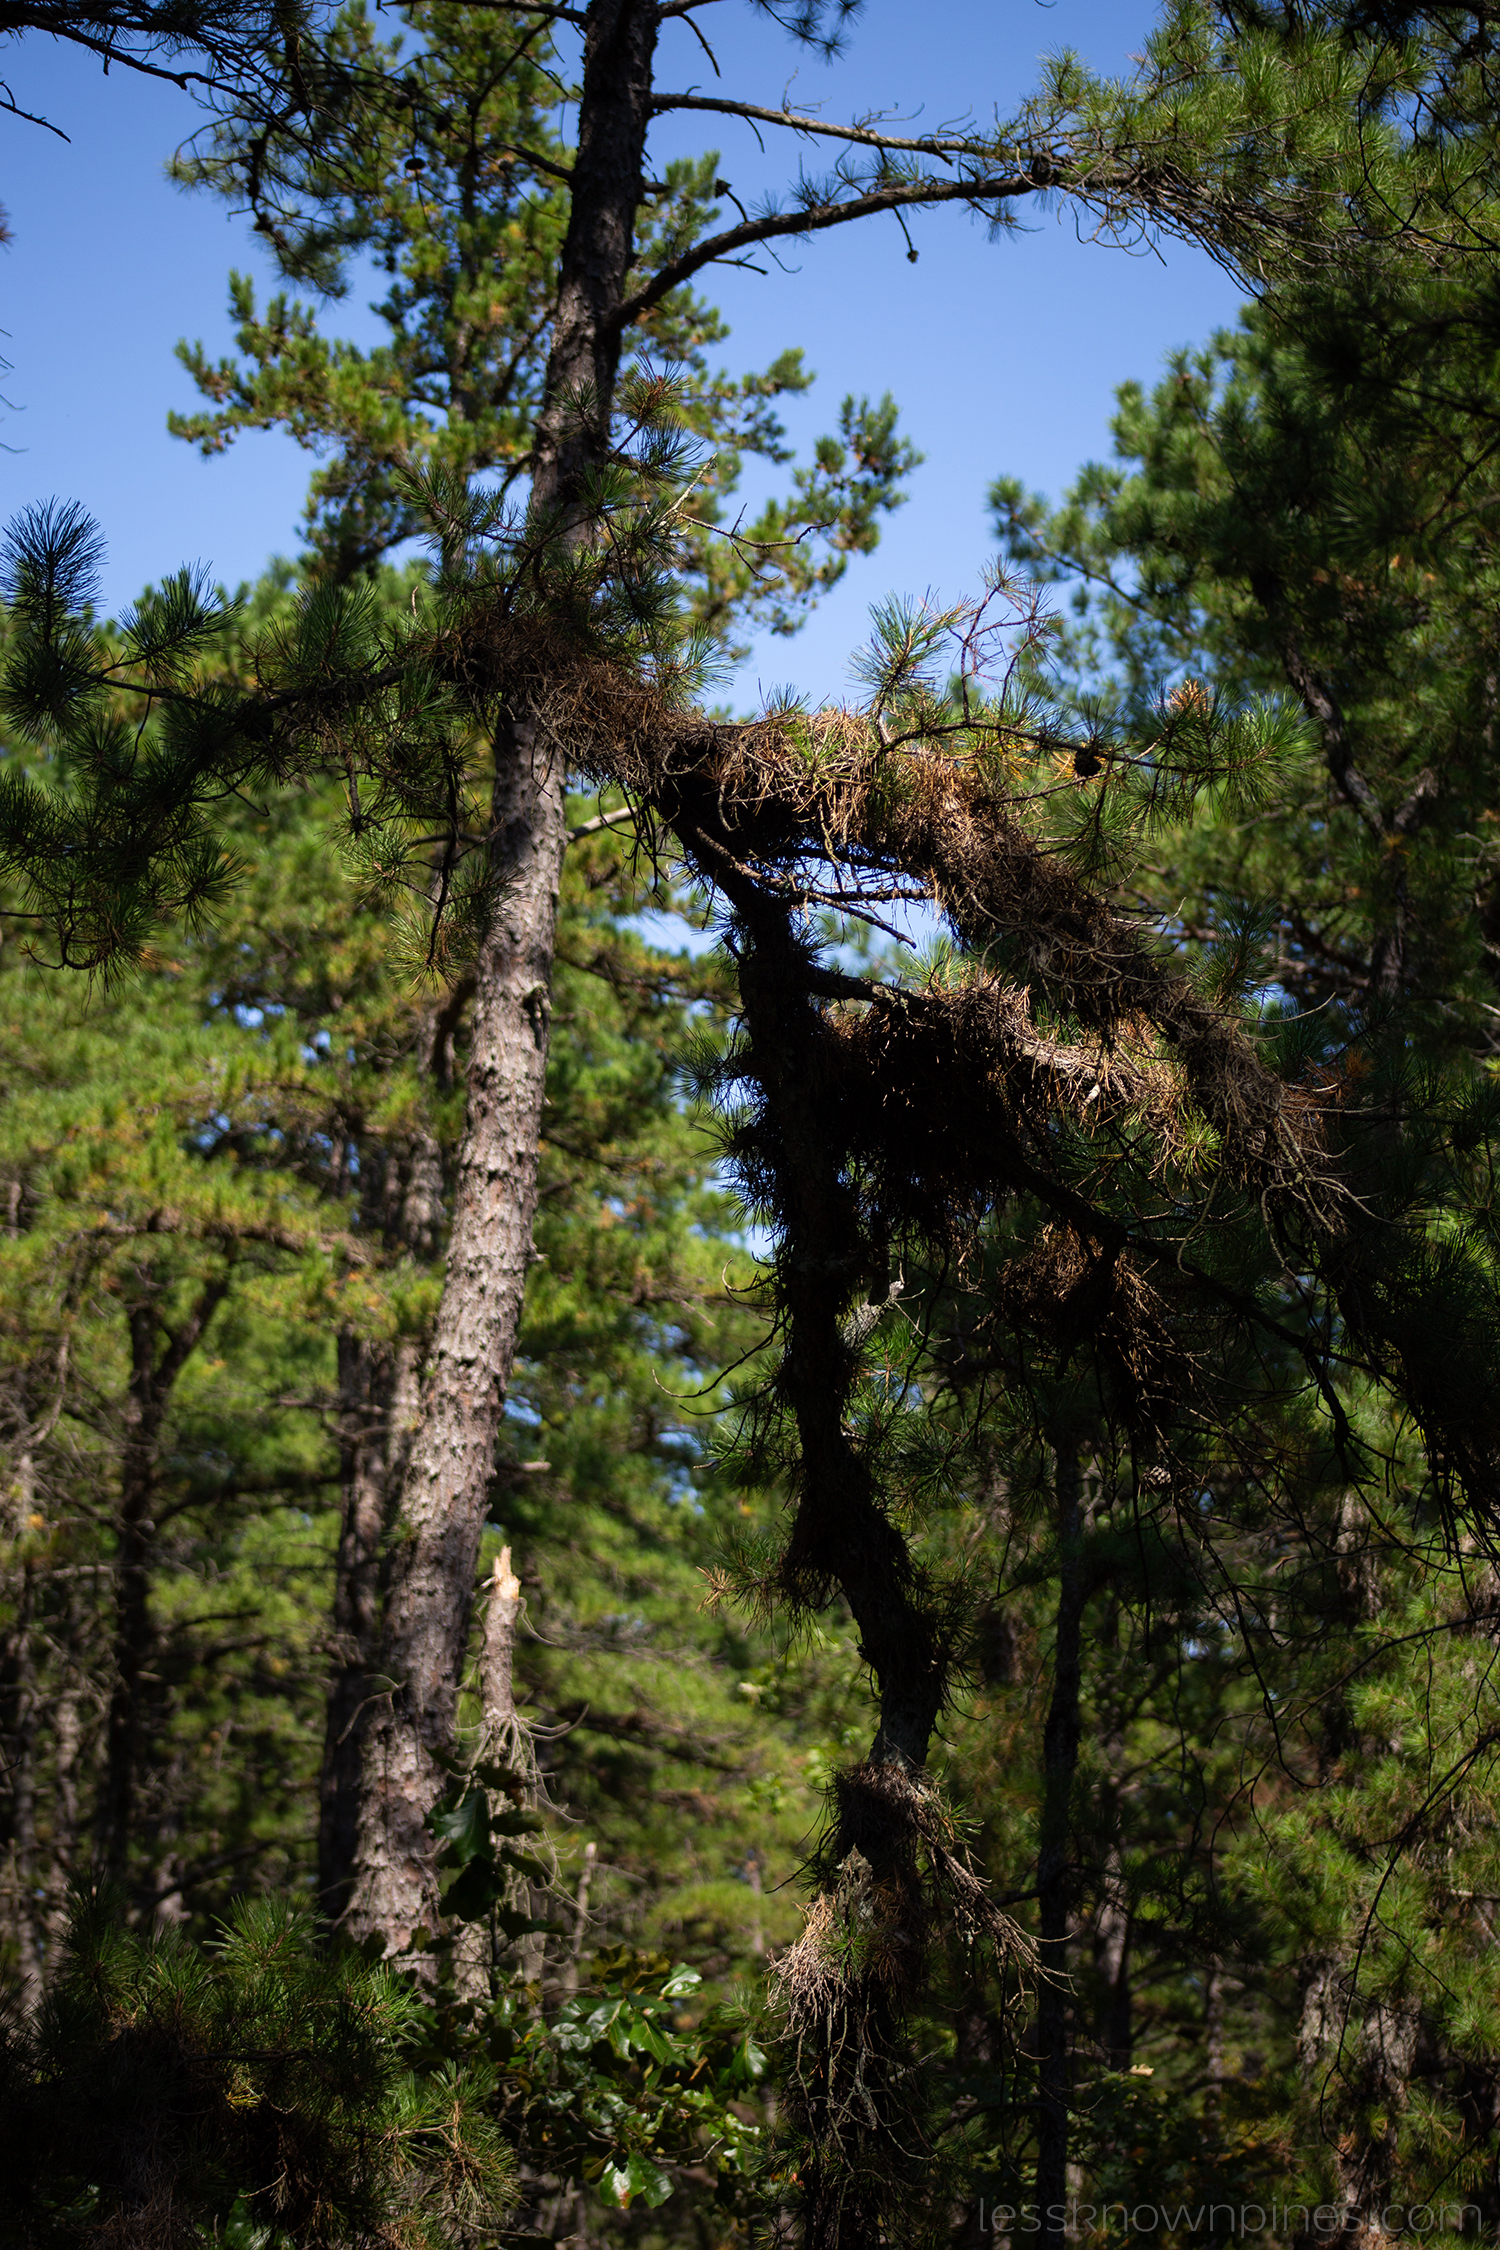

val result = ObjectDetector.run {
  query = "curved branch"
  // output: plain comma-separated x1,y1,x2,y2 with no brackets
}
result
611,165,1045,331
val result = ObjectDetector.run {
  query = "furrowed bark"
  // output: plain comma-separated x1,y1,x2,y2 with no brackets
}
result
1035,1437,1084,2250
529,0,660,518
346,0,661,1954
348,732,565,1949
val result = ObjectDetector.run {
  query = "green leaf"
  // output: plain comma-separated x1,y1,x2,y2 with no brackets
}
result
430,1788,489,1866
494,1844,550,1881
597,2154,674,2210
492,1905,565,1941
627,2153,675,2207
632,2019,676,2066
440,1857,504,1923
489,1807,547,1837
597,2163,631,2209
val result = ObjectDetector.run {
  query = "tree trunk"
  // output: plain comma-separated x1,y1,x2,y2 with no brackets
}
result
347,0,661,1955
1204,1958,1226,2131
1036,1437,1084,2250
99,1278,227,1881
454,1546,535,2000
1299,1953,1419,2246
318,1330,394,1920
347,736,566,1951
319,1136,444,1921
528,0,661,519
8,1557,43,2010
1093,1692,1132,2068
99,1305,162,1876
1093,1844,1132,2066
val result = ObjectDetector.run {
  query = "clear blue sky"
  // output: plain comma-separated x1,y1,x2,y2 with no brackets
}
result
0,0,1245,705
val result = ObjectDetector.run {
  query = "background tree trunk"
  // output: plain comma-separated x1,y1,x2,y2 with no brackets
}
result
99,1277,227,1880
1036,1437,1084,2250
319,1135,444,1921
7,1556,43,2009
319,1330,395,1920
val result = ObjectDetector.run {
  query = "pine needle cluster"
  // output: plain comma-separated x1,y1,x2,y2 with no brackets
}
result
0,1891,513,2249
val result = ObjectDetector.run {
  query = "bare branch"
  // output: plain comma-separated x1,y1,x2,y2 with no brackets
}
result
611,165,1043,331
650,90,983,162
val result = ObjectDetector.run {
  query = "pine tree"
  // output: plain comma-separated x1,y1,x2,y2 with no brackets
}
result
12,9,1500,2244
150,0,1477,2001
0,1889,513,2248
169,2,917,640
969,199,1500,2243
0,0,312,137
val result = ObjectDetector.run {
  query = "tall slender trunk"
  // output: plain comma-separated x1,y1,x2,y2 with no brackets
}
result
100,1305,162,1875
1298,1957,1419,2245
41,1681,81,1973
1204,1959,1226,2132
1093,1844,1131,2066
319,1331,395,1919
99,1278,227,1881
8,1557,43,2009
1036,1438,1084,2250
348,736,566,1950
1094,1691,1132,2067
347,0,661,1954
319,1139,443,1920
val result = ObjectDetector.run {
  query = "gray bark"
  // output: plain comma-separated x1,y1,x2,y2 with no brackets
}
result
346,0,661,1955
347,756,565,1950
319,1331,397,1920
319,1135,443,1920
455,1545,536,2000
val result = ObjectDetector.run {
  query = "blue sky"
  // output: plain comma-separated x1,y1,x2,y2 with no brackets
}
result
0,0,1245,705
